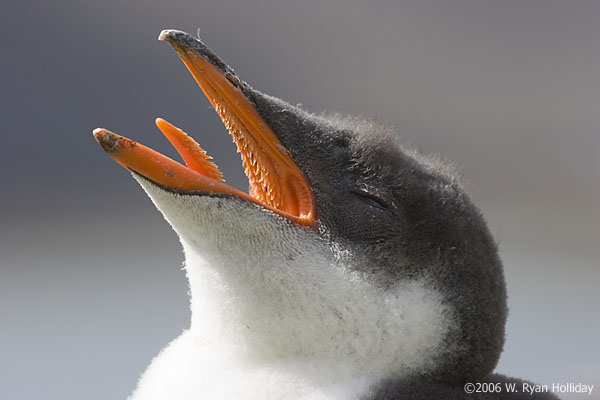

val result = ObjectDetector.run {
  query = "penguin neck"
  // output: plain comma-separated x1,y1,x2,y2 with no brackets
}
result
180,239,453,382
182,238,356,362
136,176,452,383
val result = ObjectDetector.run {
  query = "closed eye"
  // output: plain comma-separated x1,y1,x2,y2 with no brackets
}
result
352,191,389,211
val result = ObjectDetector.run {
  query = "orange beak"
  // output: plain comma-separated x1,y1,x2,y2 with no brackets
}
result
93,30,315,226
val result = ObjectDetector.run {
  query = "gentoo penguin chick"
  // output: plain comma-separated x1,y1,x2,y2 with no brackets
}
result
93,30,558,400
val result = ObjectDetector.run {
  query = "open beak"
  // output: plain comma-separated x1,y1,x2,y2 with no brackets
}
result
93,30,315,226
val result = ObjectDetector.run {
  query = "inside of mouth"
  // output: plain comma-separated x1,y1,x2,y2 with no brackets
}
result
160,45,314,224
207,90,311,219
157,102,313,222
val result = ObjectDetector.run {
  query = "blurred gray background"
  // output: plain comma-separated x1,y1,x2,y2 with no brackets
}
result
1,0,598,399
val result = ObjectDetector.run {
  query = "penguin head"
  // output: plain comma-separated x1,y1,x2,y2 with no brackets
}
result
94,30,506,386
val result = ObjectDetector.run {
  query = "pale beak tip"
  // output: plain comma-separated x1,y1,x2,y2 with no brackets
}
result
93,128,120,154
158,29,179,42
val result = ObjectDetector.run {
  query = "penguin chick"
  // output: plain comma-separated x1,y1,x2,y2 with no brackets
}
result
94,30,557,400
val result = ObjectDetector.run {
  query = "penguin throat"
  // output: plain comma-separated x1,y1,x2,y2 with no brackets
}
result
134,180,454,383
181,241,453,381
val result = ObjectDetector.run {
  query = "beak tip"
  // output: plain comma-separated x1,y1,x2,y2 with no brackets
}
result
93,128,120,154
92,127,106,141
158,29,183,42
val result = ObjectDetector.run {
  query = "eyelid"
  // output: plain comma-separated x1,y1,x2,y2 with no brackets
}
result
351,190,390,210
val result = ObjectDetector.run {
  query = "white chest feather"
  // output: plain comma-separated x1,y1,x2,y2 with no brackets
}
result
129,331,372,400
